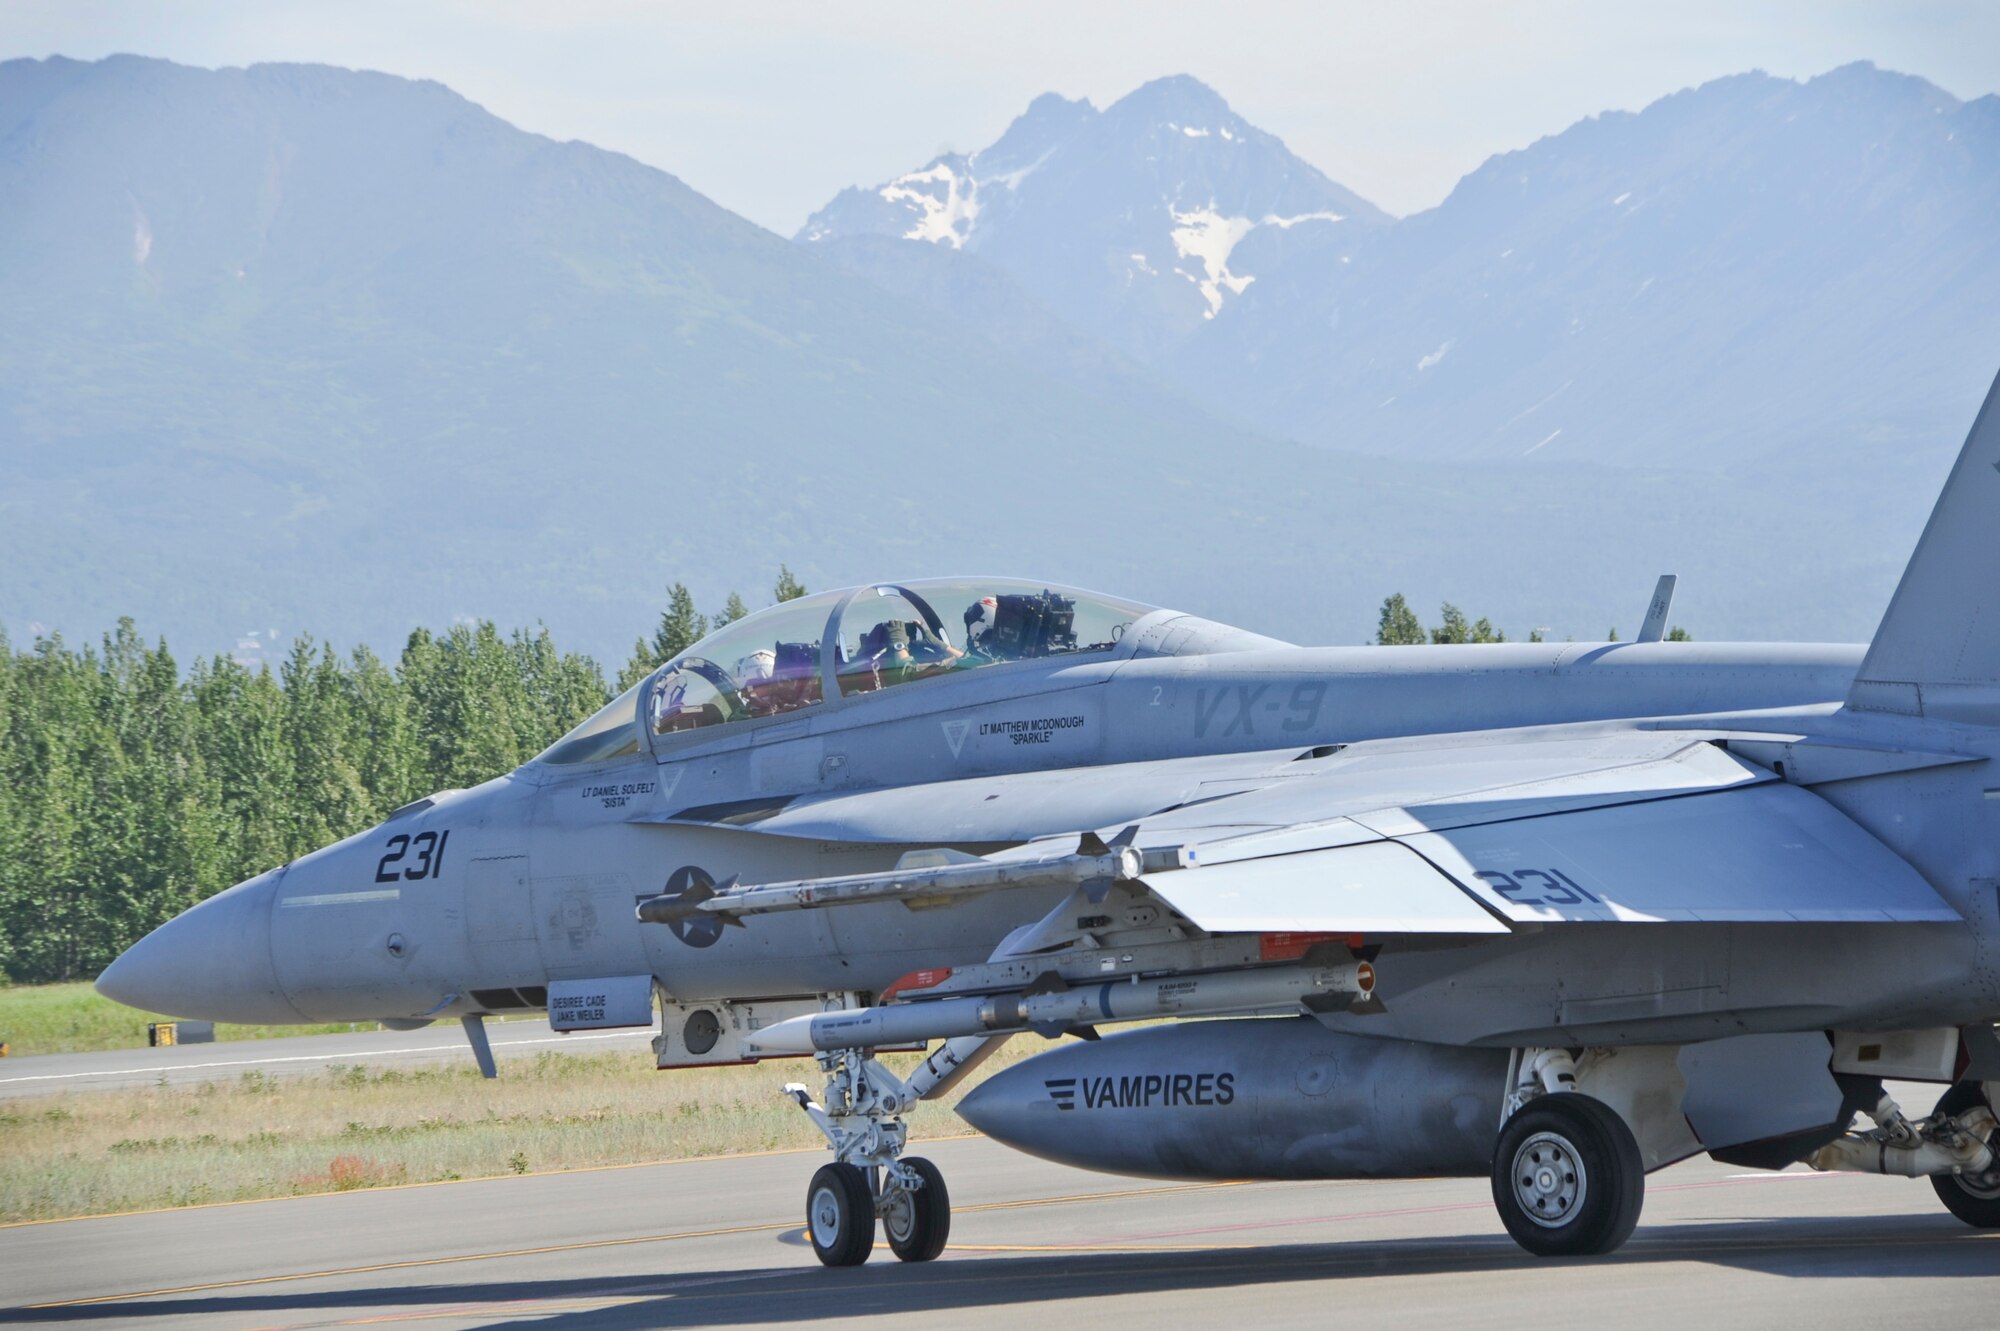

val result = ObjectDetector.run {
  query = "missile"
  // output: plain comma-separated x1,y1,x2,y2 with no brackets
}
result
955,1017,1509,1180
740,961,1373,1057
637,834,1167,926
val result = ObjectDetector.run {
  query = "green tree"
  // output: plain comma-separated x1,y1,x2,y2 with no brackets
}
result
348,644,422,817
509,625,609,755
1666,626,1693,642
1375,594,1426,645
713,591,749,628
189,654,290,884
620,583,708,689
773,565,807,603
1431,604,1471,644
401,622,535,790
279,638,371,858
1428,603,1506,644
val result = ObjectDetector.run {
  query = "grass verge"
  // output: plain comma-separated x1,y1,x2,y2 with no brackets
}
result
0,1040,1062,1223
0,981,388,1055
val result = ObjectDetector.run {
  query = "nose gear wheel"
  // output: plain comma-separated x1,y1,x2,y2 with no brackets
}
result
882,1156,950,1262
806,1162,874,1267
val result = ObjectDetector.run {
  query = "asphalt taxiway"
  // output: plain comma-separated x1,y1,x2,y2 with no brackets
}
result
3,1131,1994,1329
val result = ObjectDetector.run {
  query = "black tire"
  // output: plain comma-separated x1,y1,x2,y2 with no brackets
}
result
883,1157,951,1263
806,1163,874,1267
1492,1092,1646,1257
1929,1081,2000,1228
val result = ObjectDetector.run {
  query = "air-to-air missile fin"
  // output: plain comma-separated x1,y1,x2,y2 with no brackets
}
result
634,875,718,925
1077,825,1142,858
1022,970,1070,998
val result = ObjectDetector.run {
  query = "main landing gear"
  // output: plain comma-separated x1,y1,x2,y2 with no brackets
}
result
1918,1080,2000,1228
1807,1075,2000,1218
1493,1093,1646,1255
1492,1049,1646,1257
786,1035,991,1266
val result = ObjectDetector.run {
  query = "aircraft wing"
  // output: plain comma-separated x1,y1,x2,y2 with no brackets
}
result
642,729,1961,936
1131,734,1960,931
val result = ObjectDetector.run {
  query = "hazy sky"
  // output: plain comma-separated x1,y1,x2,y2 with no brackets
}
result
8,1,1997,234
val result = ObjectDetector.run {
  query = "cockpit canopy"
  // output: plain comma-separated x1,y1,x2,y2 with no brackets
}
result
537,578,1154,765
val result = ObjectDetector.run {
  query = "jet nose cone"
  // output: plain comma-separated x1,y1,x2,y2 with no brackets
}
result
96,870,305,1024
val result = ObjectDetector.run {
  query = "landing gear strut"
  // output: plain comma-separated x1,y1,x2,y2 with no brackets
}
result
1927,1081,2000,1228
787,1034,994,1266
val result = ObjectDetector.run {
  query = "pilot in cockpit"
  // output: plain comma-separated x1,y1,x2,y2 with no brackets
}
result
962,589,1079,661
848,615,963,693
735,648,776,692
741,642,821,715
963,596,1003,661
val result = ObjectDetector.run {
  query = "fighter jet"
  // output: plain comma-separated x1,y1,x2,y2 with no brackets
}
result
100,370,2000,1267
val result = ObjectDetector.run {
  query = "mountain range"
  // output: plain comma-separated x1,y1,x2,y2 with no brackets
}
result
804,65,2000,474
2,55,1996,665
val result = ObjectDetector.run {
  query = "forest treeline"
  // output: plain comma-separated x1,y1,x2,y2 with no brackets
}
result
0,578,1659,983
0,571,805,984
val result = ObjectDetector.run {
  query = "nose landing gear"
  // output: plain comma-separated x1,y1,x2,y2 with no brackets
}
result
787,1035,991,1266
800,1156,951,1267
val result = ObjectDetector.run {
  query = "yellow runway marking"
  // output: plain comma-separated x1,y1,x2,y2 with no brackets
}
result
25,1180,1247,1309
953,1242,1261,1252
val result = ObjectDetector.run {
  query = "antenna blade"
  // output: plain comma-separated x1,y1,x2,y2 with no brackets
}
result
1637,574,1678,643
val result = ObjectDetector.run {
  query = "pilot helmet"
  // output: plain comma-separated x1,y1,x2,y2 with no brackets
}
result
964,596,1000,652
736,648,777,683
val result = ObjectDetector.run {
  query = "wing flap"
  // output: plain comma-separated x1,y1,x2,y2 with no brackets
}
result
1402,782,1960,924
1145,840,1511,935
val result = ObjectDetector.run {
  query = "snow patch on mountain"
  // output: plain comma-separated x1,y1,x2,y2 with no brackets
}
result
1262,211,1345,229
797,74,1390,359
1169,205,1257,316
880,160,981,247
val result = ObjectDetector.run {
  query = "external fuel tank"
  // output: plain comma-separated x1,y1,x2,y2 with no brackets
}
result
956,1018,1508,1180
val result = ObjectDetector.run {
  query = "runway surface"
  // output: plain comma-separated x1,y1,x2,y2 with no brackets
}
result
4,1130,1995,1328
0,1020,655,1098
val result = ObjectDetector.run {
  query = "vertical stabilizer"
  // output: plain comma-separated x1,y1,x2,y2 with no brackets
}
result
1849,368,2000,723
